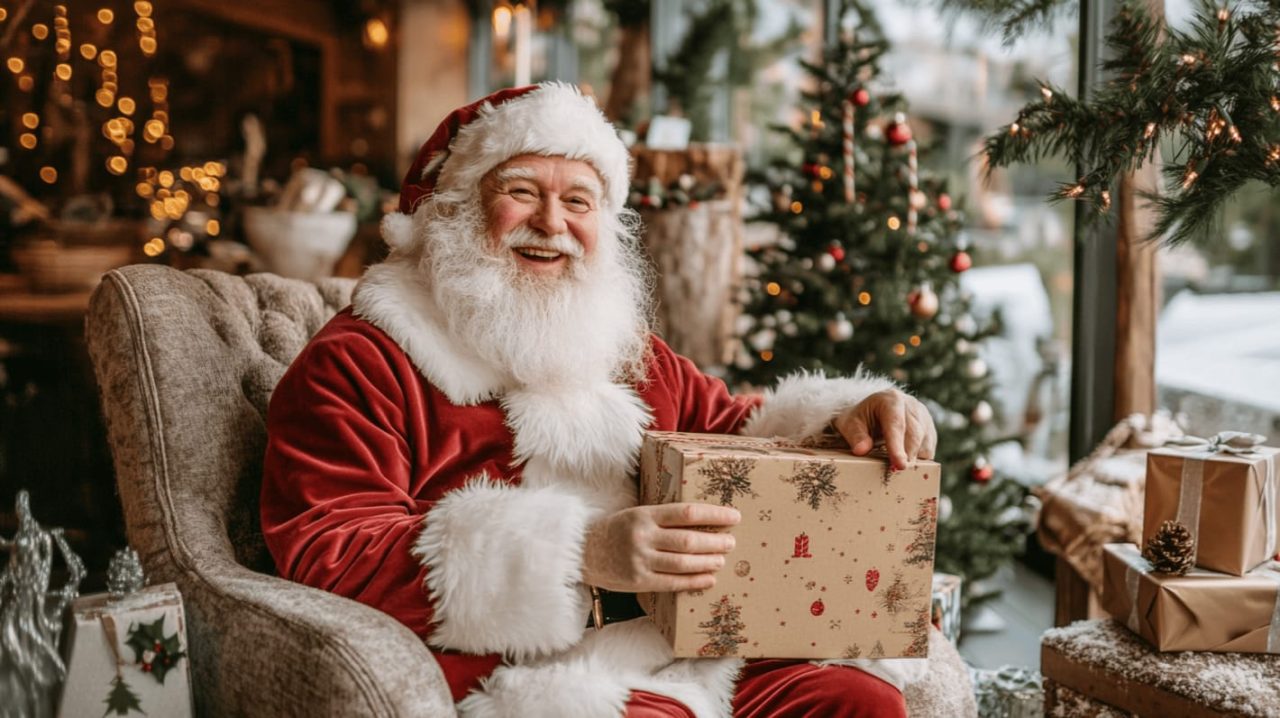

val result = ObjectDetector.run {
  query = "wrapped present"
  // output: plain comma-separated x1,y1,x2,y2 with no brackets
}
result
637,431,940,659
970,665,1042,718
931,573,962,645
1099,543,1280,653
1143,432,1280,576
1043,619,1280,718
58,583,193,718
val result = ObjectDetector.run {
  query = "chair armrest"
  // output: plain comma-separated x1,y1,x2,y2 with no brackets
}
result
180,559,455,717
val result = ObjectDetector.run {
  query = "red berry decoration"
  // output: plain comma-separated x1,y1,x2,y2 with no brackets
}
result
865,568,880,592
886,115,912,146
851,88,871,107
950,251,972,273
810,599,825,616
971,461,994,483
937,193,952,211
829,245,845,262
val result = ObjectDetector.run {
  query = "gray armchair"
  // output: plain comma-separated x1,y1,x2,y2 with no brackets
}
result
86,265,975,717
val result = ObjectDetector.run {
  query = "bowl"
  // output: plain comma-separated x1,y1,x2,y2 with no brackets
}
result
242,207,357,281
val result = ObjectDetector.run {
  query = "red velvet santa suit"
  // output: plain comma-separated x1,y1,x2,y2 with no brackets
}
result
261,83,920,718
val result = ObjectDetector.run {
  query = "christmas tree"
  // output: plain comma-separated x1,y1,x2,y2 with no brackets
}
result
729,0,1029,602
696,456,760,507
697,595,749,657
783,460,848,511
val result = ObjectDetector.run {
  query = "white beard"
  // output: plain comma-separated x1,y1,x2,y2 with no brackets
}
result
413,196,654,389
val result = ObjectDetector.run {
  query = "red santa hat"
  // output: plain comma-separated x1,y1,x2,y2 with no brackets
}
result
383,82,631,250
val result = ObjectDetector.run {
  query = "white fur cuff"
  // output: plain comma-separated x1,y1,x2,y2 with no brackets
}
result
414,477,594,659
739,370,897,441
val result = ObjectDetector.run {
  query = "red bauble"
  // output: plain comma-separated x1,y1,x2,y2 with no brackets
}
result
971,463,994,483
886,120,912,147
829,245,845,262
802,162,821,178
850,88,871,107
810,599,825,616
950,251,973,273
937,193,952,211
865,569,880,592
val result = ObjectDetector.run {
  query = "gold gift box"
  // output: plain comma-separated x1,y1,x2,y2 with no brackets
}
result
637,431,940,659
1143,445,1280,576
1100,543,1280,653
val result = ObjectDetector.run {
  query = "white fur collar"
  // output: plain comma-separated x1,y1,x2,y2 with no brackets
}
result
352,259,511,405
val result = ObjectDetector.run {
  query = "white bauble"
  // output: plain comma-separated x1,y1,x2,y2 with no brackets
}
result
826,314,853,341
971,400,994,424
966,357,988,379
817,253,836,272
955,314,977,335
938,495,953,522
749,328,777,352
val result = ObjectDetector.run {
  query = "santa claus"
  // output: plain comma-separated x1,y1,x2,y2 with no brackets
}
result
262,83,938,717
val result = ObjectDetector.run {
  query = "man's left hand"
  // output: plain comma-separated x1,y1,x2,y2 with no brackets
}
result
832,389,937,471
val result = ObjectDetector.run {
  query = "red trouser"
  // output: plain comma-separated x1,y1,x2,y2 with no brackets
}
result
625,660,907,718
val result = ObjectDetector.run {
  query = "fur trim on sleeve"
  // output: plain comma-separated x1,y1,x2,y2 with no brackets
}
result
414,476,594,660
738,369,898,441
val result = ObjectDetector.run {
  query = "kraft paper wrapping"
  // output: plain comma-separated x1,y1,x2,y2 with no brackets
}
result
1143,446,1280,576
1100,543,1280,654
637,431,940,659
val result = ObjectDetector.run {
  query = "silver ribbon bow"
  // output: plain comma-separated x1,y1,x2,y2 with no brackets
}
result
1163,432,1276,566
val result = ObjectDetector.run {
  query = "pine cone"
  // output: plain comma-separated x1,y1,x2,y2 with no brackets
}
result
1142,520,1196,575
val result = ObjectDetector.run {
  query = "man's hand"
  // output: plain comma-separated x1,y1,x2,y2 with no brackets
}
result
833,389,937,471
581,503,739,593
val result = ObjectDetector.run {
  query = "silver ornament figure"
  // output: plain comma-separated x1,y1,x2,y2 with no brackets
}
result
0,490,85,718
106,547,146,601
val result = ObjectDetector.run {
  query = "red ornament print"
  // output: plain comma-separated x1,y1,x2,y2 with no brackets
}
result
865,569,880,592
793,533,813,558
950,251,972,273
937,193,952,211
850,88,870,107
810,600,825,617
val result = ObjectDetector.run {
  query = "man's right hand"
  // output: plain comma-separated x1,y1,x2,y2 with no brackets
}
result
581,503,740,593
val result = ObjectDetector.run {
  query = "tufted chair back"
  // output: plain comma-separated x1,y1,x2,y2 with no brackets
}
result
86,265,454,717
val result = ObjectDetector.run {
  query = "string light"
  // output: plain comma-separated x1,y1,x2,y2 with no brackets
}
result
136,182,153,197
32,24,49,40
17,75,33,91
886,216,901,231
143,238,165,257
98,8,114,23
1065,184,1086,198
107,156,129,174
39,167,58,184
19,133,37,149
55,63,72,81
1182,167,1199,189
7,57,25,74
0,8,7,21
21,113,38,129
134,1,153,17
1144,122,1157,139
1008,122,1020,136
99,50,117,67
789,201,803,214
1100,190,1112,210
909,335,922,347
80,43,98,60
818,166,833,180
857,291,872,305
917,241,929,253
1040,86,1053,103
206,220,220,236
760,350,774,362
765,282,781,296
1266,145,1280,165
893,343,907,356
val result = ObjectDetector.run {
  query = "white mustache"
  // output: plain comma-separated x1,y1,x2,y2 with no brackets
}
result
500,226,585,259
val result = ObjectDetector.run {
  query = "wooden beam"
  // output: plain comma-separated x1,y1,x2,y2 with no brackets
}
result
168,0,336,46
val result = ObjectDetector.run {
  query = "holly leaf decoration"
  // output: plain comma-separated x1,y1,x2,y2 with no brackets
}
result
124,616,187,684
103,676,145,716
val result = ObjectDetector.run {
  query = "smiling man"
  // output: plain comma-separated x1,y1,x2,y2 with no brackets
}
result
262,83,937,718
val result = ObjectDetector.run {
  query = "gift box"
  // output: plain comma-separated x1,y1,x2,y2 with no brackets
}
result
970,665,1042,718
1143,433,1279,576
931,573,962,645
637,431,940,659
1099,543,1280,653
58,583,193,718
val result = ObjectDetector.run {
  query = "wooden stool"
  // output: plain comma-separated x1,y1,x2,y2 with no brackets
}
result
1042,620,1280,717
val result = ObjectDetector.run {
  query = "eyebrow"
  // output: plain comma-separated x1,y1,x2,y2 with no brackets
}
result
491,165,603,199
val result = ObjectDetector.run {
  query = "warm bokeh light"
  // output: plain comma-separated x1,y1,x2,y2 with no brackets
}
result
7,57,25,74
39,167,58,184
364,18,389,49
887,216,901,231
107,156,128,174
760,350,774,361
143,238,165,257
492,6,512,38
19,133,37,149
909,335,922,347
32,24,49,40
118,97,136,114
98,50,117,67
17,75,33,91
97,8,114,23
206,220,220,236
893,343,907,356
55,63,71,80
80,43,98,60
136,17,154,32
143,119,164,141
136,182,153,197
134,1,153,18
21,113,38,129
0,8,8,21
160,135,174,150
857,291,872,305
96,89,114,107
765,282,782,296
158,171,174,187
789,201,803,213
139,36,156,54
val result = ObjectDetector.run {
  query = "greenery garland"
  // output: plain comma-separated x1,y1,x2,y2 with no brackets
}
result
981,0,1280,245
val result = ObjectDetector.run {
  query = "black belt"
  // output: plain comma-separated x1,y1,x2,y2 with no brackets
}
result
587,588,645,628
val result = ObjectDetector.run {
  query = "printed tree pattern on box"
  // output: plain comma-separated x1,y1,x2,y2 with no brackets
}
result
783,461,848,511
698,595,749,657
869,640,886,658
901,610,931,658
696,457,760,507
842,644,863,659
877,572,914,615
903,497,937,567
